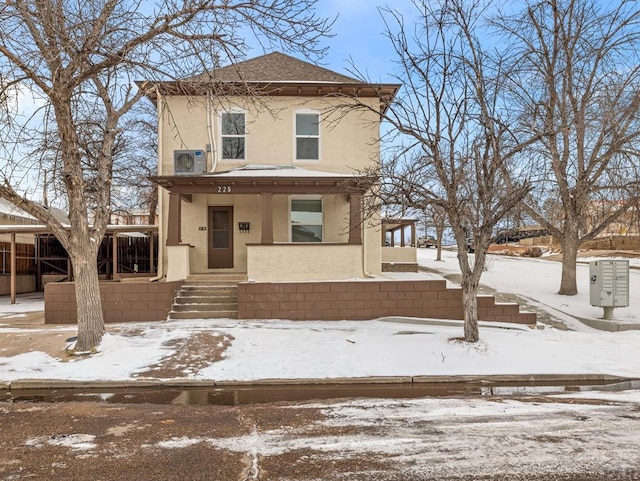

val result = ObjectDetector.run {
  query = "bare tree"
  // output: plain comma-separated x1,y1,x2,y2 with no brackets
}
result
0,0,331,352
344,0,535,342
496,0,640,295
111,99,159,225
424,203,447,261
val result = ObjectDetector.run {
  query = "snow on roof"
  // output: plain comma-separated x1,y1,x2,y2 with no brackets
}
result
203,165,357,179
0,198,36,221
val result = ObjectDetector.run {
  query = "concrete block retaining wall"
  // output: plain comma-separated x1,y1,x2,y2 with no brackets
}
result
43,279,535,326
44,280,183,324
237,280,536,325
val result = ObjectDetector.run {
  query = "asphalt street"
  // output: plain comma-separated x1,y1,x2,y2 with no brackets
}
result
2,392,640,481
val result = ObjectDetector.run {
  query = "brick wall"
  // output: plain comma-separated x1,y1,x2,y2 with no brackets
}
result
237,280,536,325
45,280,183,324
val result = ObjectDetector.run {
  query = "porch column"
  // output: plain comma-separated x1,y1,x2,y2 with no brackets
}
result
167,192,182,246
348,194,362,245
400,225,406,247
10,233,16,305
411,222,416,246
261,193,274,244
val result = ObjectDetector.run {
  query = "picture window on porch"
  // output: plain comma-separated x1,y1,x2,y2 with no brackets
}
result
221,112,245,160
290,198,323,242
295,112,319,160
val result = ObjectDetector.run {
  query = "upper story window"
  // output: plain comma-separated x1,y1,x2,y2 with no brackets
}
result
290,198,323,242
221,112,245,160
295,112,319,160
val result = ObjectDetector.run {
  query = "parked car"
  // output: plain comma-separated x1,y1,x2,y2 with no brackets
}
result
417,236,437,248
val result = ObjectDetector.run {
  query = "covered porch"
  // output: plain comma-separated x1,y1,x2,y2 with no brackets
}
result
151,166,377,282
381,217,418,272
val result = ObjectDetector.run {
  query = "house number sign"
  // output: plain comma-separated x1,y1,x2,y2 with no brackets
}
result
217,185,232,193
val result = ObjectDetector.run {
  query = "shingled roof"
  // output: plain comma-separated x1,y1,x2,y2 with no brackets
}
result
139,52,401,108
191,52,362,84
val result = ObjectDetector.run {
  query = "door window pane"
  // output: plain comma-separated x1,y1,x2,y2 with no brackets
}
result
212,211,229,230
212,231,229,249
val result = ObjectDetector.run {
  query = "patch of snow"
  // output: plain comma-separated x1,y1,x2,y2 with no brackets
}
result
25,434,96,451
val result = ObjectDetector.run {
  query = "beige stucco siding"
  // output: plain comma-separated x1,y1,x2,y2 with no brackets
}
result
246,244,364,281
157,91,383,280
158,95,380,175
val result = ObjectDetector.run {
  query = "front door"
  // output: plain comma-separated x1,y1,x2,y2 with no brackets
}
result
208,206,234,268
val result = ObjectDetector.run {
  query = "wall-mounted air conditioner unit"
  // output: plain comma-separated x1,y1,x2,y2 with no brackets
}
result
174,150,206,175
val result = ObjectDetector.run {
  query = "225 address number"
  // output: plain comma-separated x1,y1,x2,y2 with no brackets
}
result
217,185,232,193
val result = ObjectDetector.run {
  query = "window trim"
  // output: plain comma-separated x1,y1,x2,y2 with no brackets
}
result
289,196,324,243
220,110,246,161
294,110,320,162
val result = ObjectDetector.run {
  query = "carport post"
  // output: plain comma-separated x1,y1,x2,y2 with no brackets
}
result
112,232,120,280
10,233,16,304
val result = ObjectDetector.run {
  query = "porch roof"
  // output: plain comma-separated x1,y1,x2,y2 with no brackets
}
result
382,217,418,231
150,165,375,195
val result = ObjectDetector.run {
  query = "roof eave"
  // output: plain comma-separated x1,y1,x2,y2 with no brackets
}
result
138,79,401,103
149,174,375,195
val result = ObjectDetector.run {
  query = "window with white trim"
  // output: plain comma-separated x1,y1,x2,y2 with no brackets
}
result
290,198,323,242
295,112,319,160
221,112,245,159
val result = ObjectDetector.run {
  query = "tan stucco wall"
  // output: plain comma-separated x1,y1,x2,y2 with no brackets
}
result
364,211,382,276
166,244,192,282
158,95,380,176
246,244,364,281
381,246,418,264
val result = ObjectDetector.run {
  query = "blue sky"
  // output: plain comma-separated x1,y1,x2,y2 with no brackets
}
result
249,0,416,83
318,0,413,82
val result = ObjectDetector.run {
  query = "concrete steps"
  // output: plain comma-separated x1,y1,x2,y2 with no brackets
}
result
168,274,246,320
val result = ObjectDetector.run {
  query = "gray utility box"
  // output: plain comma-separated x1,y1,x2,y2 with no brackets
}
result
589,260,629,308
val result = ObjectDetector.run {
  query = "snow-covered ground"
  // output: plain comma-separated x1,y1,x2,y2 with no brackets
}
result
413,247,640,328
3,249,640,479
1,248,640,388
0,292,46,315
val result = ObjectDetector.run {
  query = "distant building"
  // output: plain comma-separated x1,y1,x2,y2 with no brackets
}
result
110,208,156,226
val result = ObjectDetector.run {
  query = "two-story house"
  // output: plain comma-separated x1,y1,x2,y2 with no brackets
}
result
148,52,400,283
133,52,534,325
43,52,535,325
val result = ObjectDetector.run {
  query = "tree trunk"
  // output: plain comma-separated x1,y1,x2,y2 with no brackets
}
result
461,286,480,342
435,228,444,261
459,259,481,342
70,249,105,352
559,236,579,295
